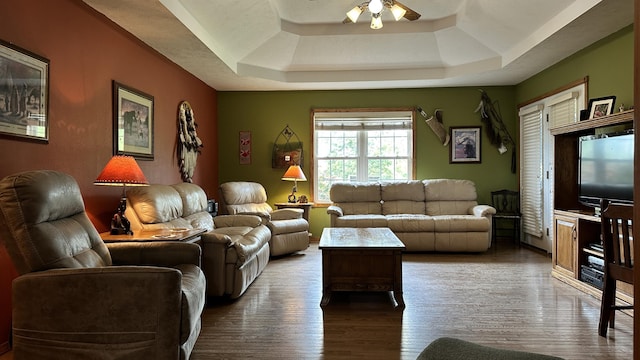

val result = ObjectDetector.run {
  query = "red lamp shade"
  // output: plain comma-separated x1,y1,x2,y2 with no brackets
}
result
94,155,149,186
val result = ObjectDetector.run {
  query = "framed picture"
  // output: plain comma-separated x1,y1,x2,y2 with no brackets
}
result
450,127,481,163
0,40,49,142
588,96,616,119
113,81,154,160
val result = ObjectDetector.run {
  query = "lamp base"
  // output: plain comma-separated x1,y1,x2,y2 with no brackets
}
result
110,226,133,235
110,197,133,235
288,193,297,203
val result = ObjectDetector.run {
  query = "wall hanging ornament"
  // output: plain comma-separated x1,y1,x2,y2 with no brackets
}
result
272,124,303,169
417,106,450,146
177,101,203,182
474,89,516,173
239,131,251,164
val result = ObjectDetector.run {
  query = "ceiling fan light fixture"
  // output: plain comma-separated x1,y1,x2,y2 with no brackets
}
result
390,4,407,21
370,13,383,29
368,0,384,14
346,6,363,23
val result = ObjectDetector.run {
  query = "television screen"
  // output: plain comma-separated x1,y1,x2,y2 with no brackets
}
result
578,132,634,207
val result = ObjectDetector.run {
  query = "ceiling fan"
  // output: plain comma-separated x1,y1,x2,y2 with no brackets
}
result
343,0,421,29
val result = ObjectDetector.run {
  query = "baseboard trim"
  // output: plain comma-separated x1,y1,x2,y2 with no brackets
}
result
0,341,10,355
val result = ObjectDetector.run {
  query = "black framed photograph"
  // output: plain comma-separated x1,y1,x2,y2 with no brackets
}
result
450,127,481,164
0,40,49,142
113,81,154,160
588,96,616,119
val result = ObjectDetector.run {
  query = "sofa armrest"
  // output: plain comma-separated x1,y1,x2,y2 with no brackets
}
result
12,267,184,347
107,241,201,267
471,205,496,218
327,205,344,217
270,208,302,220
200,231,233,297
214,214,264,228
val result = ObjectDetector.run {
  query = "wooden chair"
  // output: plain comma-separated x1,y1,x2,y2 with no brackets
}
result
491,189,521,245
598,199,634,337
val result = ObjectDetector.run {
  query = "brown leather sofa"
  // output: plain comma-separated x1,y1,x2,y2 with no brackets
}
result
125,182,271,299
0,170,206,359
218,181,310,256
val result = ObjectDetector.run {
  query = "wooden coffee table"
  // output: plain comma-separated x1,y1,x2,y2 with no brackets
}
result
319,227,406,309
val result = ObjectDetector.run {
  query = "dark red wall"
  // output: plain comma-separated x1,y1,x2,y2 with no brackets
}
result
0,0,219,230
0,1,219,349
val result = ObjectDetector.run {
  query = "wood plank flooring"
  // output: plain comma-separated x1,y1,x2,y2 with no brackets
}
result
193,240,633,360
0,240,632,359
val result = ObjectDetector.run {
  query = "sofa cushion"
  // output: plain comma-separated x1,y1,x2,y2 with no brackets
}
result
219,182,273,214
426,200,478,216
432,215,490,232
333,214,387,228
381,181,426,201
267,218,308,235
183,212,214,231
127,185,183,224
382,200,426,215
330,183,382,215
171,183,208,217
386,214,435,232
423,179,477,201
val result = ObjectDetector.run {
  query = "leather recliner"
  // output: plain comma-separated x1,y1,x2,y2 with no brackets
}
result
125,182,272,299
0,170,206,360
218,181,310,256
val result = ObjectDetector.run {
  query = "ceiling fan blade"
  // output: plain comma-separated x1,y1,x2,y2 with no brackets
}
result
393,1,421,21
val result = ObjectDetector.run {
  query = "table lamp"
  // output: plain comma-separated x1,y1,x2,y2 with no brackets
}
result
94,155,149,235
281,165,306,203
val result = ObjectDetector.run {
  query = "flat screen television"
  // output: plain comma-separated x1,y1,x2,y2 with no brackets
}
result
578,132,634,208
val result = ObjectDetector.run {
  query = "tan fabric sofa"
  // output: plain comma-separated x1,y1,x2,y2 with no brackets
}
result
327,179,495,252
125,182,271,299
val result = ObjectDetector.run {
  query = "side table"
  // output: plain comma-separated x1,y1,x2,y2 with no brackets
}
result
100,228,206,244
274,202,313,223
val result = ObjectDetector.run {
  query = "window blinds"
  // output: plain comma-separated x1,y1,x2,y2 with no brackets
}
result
520,104,544,237
548,92,579,128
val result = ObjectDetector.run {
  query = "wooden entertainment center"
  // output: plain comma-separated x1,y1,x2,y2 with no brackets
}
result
550,110,634,303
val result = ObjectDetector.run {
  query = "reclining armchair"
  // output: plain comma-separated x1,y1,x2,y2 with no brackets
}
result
0,170,206,360
219,181,309,256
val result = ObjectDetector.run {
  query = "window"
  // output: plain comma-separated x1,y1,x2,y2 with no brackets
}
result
312,109,415,203
519,104,544,238
518,79,586,252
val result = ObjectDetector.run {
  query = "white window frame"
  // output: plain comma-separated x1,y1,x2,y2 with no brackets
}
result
312,108,416,204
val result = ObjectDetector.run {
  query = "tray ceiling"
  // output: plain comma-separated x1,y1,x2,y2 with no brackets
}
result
83,0,634,90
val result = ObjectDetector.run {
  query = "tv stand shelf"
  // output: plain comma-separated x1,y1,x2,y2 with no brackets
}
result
550,109,633,135
551,210,633,305
551,109,634,306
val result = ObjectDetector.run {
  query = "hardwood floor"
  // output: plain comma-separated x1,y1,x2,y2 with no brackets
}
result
193,240,633,360
0,240,632,359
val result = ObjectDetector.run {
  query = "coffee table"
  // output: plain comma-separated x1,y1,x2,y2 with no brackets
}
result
319,227,406,309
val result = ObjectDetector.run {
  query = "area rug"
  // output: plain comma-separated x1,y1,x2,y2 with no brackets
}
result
416,337,564,360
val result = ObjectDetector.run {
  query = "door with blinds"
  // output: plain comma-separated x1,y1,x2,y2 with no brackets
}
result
519,81,586,252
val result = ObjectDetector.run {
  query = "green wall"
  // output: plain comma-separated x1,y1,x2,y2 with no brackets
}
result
218,87,518,236
516,25,633,106
217,25,633,238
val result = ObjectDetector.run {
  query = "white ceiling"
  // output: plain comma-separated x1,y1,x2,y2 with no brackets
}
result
82,0,634,91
